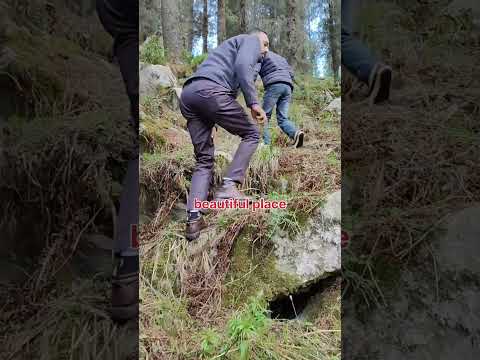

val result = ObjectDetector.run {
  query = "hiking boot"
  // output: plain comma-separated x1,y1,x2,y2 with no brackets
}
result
110,257,139,323
293,130,304,148
186,216,208,241
368,63,392,104
214,182,252,202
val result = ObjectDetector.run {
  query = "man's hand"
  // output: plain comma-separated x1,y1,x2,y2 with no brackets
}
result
251,104,267,124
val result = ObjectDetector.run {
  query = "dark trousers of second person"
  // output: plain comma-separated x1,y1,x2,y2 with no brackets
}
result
96,0,139,257
341,0,377,84
180,79,260,212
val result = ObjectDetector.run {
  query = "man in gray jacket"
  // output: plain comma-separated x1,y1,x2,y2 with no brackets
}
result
255,51,304,147
180,30,269,241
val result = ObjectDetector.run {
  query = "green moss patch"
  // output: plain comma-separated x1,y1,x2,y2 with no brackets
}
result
223,231,301,309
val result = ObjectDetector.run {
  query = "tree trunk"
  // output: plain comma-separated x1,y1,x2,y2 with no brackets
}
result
183,0,194,54
327,0,340,80
202,0,209,53
217,0,226,45
239,0,247,33
286,0,297,68
161,0,182,61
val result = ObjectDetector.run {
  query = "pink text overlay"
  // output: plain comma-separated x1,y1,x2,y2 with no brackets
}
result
194,198,287,212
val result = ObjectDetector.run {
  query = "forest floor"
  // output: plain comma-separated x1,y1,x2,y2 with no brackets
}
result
342,2,480,358
1,3,138,358
138,64,342,359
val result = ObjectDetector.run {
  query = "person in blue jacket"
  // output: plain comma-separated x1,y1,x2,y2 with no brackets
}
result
254,51,304,147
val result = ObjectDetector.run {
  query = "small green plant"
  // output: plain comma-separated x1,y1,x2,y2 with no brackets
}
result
225,297,269,359
202,295,271,359
268,208,302,239
182,51,208,73
217,213,237,230
327,151,340,166
140,35,166,64
200,329,222,358
190,53,208,68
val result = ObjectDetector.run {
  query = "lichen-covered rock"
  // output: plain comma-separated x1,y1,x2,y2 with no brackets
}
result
140,63,177,97
273,191,341,284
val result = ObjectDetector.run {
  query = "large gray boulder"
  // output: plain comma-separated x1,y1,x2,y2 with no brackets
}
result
139,63,177,97
436,205,480,274
273,191,341,284
343,205,480,359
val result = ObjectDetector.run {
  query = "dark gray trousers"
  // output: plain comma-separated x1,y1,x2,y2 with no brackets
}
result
180,79,260,211
97,0,139,256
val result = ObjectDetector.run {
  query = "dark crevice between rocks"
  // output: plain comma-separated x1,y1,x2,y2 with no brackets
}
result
268,275,338,320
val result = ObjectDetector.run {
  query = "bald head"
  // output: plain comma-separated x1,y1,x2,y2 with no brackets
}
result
251,31,269,57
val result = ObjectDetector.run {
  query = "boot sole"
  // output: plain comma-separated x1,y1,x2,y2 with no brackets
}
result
186,230,201,241
370,67,392,104
295,132,304,148
186,224,208,242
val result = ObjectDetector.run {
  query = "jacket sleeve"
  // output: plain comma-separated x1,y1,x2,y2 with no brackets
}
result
234,36,261,107
253,62,262,82
289,63,295,82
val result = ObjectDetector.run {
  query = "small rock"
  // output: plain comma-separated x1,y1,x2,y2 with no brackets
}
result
279,177,289,193
0,47,16,70
325,98,341,114
139,64,177,97
163,127,190,149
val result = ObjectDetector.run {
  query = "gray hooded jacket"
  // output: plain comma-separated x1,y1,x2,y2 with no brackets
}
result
185,34,263,107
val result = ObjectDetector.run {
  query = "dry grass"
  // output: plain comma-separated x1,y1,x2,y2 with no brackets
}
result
1,279,136,360
1,2,135,357
1,109,135,358
180,212,251,319
140,150,193,234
